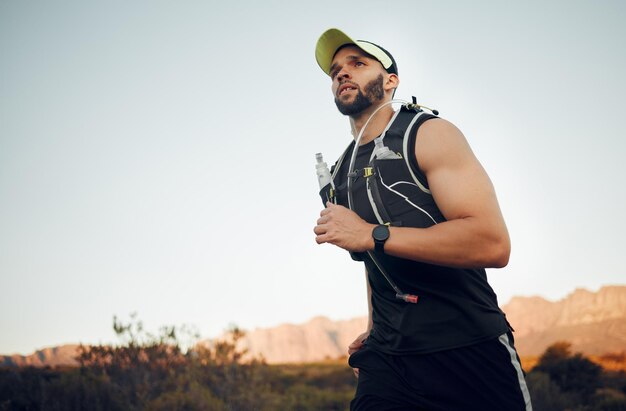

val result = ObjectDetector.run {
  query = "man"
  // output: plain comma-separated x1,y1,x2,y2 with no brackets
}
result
313,28,532,411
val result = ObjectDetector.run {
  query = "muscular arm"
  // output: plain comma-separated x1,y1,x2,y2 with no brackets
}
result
383,118,510,268
315,119,510,269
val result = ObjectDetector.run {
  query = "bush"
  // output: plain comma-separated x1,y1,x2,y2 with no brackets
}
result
0,315,358,410
526,341,626,411
525,371,581,411
534,341,602,402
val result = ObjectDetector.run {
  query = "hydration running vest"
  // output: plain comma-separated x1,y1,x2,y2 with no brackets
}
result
320,105,510,355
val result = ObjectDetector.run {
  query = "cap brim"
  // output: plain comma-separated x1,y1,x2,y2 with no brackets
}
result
315,28,356,75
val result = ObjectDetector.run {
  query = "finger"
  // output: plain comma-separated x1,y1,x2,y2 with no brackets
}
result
313,225,326,235
348,345,362,355
349,339,364,348
348,343,363,354
353,368,359,378
315,234,328,245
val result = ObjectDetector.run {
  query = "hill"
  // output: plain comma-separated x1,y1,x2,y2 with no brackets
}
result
1,344,80,368
2,285,625,366
232,285,626,362
502,285,626,356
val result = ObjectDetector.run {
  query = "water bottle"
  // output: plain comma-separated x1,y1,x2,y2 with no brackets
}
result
315,153,332,189
373,137,402,160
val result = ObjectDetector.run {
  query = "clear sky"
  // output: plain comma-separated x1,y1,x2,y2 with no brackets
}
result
1,0,625,355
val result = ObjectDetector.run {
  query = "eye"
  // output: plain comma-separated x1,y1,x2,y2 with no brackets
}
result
355,61,365,67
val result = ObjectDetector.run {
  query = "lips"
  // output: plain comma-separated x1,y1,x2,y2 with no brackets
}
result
337,82,358,97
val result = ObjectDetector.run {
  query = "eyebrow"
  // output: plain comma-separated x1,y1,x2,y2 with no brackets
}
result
329,54,366,75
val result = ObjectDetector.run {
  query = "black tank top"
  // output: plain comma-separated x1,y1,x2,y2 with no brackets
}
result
328,108,510,355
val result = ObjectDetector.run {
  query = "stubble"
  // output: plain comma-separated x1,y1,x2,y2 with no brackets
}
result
334,74,385,116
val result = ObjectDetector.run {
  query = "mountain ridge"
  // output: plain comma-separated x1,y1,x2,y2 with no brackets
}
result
2,285,624,367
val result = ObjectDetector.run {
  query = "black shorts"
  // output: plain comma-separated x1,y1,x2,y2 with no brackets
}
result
348,332,532,411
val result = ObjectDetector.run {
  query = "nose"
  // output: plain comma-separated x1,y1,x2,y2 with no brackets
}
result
336,67,351,81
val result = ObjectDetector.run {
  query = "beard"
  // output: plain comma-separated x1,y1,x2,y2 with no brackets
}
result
334,74,385,116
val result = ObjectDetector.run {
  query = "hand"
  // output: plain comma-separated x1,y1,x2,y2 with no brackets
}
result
314,202,374,252
348,330,370,378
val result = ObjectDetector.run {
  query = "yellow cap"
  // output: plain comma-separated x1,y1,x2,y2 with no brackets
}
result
315,28,397,76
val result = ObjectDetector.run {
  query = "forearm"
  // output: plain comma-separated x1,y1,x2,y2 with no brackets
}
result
364,217,510,269
315,203,510,269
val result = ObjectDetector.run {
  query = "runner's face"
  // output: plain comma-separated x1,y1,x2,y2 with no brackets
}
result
330,46,386,116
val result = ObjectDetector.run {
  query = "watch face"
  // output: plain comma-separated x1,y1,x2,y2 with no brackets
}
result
373,225,390,241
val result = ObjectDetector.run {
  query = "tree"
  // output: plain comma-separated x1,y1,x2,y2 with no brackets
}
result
525,371,581,411
533,341,602,404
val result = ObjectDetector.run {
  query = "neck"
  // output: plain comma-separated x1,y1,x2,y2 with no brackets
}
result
349,102,395,145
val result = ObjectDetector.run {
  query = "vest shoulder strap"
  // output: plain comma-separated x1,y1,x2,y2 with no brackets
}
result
331,106,437,199
377,108,437,194
403,111,438,194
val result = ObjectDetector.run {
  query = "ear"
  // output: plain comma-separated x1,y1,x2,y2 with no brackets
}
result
385,73,399,94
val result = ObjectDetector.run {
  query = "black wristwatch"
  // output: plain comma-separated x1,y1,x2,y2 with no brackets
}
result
372,225,390,254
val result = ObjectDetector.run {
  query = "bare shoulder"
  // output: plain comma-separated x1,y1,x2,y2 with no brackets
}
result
414,116,502,224
415,117,478,174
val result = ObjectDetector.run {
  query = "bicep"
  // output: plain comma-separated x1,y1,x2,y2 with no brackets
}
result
415,119,504,224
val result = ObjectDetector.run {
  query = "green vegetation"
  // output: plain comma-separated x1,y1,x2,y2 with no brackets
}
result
0,315,355,411
0,317,625,410
526,341,626,411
